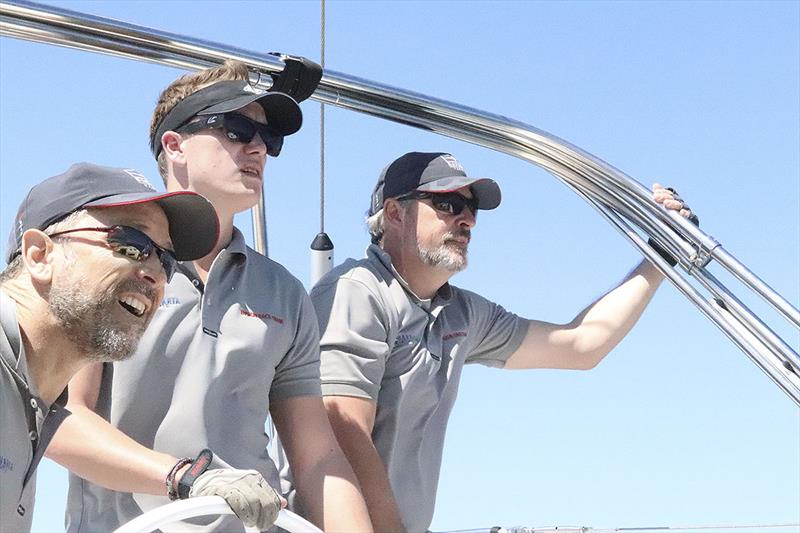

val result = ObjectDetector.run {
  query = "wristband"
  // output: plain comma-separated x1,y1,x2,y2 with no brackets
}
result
165,457,192,501
177,448,214,500
648,238,678,267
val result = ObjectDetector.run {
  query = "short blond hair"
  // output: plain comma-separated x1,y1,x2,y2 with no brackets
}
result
150,60,252,182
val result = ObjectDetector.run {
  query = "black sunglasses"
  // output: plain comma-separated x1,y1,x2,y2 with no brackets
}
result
176,113,284,157
48,225,178,282
396,191,479,217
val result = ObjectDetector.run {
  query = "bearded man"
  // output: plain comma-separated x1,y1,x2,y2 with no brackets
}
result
0,162,222,532
309,151,698,533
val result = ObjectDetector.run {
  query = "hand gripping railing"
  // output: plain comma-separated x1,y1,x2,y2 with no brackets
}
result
1,0,798,405
113,496,322,533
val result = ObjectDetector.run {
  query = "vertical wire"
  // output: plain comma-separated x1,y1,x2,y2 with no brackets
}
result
319,0,326,233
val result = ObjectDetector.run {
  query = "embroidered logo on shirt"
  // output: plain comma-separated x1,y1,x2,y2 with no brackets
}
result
442,330,467,341
394,334,421,346
159,297,181,308
0,455,14,472
240,309,284,324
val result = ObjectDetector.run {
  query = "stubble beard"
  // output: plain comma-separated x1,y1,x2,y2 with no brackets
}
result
48,273,156,363
416,229,471,273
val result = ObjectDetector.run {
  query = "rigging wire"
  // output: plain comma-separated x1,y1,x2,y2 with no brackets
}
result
319,0,325,233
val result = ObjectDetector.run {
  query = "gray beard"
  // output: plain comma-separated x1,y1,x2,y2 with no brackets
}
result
48,275,155,363
416,230,470,273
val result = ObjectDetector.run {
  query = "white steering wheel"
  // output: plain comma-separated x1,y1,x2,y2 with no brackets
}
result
113,495,323,533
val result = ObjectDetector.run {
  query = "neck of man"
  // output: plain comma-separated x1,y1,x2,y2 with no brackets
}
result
382,240,452,300
193,214,235,282
2,282,87,405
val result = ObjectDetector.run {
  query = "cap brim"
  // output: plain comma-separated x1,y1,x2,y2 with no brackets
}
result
416,176,501,210
199,92,302,136
84,191,219,261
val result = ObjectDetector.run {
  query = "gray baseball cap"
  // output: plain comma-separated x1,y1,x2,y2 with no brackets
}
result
369,152,501,216
6,162,219,262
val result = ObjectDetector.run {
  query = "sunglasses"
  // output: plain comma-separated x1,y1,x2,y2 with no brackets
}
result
48,225,178,282
176,113,284,157
396,191,479,217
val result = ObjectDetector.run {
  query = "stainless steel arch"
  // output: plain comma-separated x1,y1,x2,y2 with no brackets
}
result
1,0,798,405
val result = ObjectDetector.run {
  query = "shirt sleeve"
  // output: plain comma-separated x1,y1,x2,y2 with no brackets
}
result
463,290,530,368
269,290,323,402
310,277,391,401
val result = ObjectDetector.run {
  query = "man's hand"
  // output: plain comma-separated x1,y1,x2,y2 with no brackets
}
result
188,469,285,530
652,183,699,224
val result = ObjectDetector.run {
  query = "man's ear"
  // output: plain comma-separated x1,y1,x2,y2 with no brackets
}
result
21,229,56,285
383,199,404,226
161,131,185,163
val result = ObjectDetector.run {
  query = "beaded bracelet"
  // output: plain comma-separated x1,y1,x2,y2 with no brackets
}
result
165,457,193,501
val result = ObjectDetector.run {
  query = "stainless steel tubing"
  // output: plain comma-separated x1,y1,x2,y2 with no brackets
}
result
1,0,797,404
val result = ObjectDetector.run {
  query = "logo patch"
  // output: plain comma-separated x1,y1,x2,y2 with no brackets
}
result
440,154,464,172
242,84,265,95
0,455,14,472
159,297,181,308
123,169,156,191
442,330,467,341
240,309,284,325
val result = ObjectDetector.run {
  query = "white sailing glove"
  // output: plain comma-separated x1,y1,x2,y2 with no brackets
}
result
190,468,282,530
174,449,282,531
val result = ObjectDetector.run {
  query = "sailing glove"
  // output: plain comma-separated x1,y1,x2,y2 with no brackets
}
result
177,449,282,530
189,469,282,530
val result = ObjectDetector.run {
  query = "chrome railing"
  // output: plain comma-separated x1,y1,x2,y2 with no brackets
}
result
1,0,797,405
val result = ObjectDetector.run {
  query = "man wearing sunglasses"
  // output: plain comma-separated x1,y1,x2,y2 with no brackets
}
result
0,162,226,532
310,151,699,533
57,61,372,532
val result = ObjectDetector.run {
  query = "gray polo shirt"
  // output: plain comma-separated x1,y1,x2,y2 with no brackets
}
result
66,229,321,533
1,290,69,533
310,245,529,533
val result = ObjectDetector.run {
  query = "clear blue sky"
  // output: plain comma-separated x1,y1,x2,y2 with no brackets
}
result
1,1,798,531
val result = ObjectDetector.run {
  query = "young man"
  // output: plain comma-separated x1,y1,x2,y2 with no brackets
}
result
1,162,219,532
54,61,372,532
311,152,699,533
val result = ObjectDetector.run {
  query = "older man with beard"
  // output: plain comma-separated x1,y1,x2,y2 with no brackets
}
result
309,152,699,533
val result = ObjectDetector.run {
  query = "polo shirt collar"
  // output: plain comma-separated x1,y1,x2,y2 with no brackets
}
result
366,244,453,307
0,290,67,410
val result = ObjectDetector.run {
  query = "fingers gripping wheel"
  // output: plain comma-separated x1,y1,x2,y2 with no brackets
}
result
178,449,214,500
267,53,323,102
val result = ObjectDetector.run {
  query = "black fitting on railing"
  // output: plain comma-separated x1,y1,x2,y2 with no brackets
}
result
267,53,322,102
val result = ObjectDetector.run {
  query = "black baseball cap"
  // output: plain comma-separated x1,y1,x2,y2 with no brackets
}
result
150,80,303,158
6,163,219,263
369,152,501,216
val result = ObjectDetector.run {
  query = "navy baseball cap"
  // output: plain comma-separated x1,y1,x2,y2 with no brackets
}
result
150,80,303,158
6,163,219,263
369,152,501,216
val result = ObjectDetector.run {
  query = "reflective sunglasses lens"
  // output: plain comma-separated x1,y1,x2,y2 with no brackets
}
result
156,250,177,282
259,130,284,157
223,115,257,144
106,227,151,260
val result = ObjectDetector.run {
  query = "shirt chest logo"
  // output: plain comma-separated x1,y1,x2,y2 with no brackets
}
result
442,330,467,341
240,309,284,325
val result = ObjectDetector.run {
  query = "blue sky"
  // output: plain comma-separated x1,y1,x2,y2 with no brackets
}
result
1,1,798,531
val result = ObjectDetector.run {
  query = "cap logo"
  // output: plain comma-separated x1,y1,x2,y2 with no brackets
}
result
242,84,265,96
123,169,156,191
440,154,464,172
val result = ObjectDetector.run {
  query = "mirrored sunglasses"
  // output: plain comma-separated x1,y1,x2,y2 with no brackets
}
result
48,225,178,282
176,112,284,157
